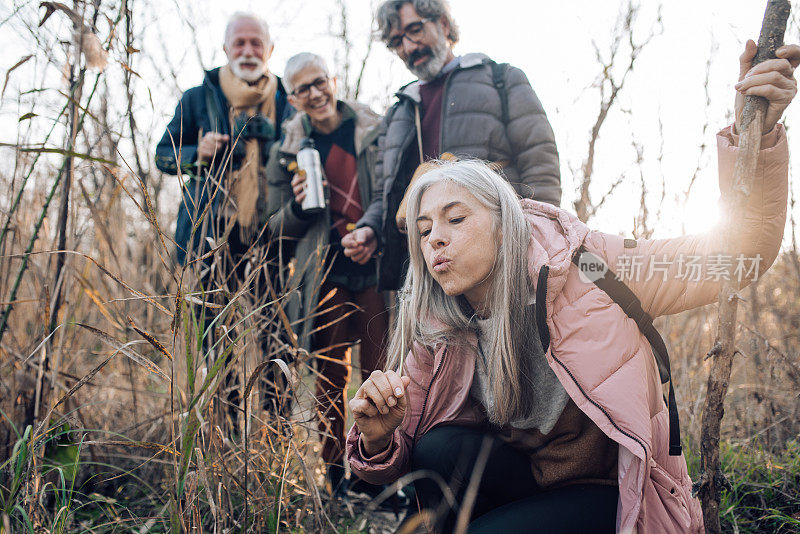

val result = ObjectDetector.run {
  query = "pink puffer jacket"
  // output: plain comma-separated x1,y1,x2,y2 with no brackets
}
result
347,125,789,533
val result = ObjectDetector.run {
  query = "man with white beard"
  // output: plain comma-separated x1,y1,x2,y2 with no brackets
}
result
156,11,293,266
343,0,561,291
155,12,294,425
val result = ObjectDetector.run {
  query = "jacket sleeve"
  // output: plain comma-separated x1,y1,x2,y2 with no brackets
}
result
346,422,413,485
505,66,561,206
356,123,383,243
265,141,320,238
362,110,396,251
584,125,788,318
155,90,201,176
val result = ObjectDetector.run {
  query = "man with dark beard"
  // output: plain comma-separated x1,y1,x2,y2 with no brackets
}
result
341,0,561,291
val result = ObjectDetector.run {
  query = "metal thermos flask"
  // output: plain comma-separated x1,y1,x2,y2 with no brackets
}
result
297,138,326,213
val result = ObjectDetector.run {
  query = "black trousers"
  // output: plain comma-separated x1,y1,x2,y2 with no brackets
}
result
411,425,618,533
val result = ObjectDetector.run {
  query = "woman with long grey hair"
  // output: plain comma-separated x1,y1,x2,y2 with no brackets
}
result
346,42,799,533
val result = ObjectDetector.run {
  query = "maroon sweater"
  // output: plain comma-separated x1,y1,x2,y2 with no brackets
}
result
417,73,449,161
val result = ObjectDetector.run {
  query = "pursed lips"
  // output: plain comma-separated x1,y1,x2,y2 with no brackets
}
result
432,255,452,273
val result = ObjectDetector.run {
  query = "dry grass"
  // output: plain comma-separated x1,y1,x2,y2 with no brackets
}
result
0,144,381,531
1,2,799,533
0,153,359,531
0,60,363,534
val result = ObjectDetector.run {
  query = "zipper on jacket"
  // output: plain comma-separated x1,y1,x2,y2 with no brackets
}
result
538,266,650,463
411,347,446,450
551,354,649,463
435,61,493,159
383,99,419,209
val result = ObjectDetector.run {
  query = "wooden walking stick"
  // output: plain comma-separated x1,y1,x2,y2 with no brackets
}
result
696,1,790,533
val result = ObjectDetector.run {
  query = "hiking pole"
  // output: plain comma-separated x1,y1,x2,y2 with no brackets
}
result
696,1,790,533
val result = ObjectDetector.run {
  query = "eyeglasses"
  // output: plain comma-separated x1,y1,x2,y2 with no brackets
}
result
386,18,433,50
292,76,330,99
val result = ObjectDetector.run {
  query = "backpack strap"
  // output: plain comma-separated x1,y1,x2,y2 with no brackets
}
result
490,61,510,126
570,246,682,456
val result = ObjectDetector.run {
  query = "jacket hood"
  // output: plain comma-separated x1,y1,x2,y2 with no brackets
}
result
279,100,380,155
396,52,494,102
521,199,589,311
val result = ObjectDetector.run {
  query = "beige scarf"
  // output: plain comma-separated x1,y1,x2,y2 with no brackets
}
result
219,65,278,235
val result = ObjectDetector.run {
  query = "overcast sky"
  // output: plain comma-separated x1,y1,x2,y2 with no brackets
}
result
1,0,799,241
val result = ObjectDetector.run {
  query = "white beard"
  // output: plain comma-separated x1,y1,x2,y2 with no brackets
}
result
230,55,267,82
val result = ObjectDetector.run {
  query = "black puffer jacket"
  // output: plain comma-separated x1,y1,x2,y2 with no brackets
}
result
369,53,561,290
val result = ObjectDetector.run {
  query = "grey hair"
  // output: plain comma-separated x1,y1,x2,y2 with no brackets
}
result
375,0,459,44
283,52,330,94
387,159,538,426
224,11,271,46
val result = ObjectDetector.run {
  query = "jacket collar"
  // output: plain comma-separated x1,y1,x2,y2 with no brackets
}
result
279,100,380,156
203,66,221,88
395,52,494,103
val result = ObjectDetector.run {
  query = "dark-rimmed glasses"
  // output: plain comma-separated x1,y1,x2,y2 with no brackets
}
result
292,76,329,99
386,18,434,50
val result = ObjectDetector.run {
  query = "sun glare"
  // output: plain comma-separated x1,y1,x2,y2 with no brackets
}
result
681,194,721,235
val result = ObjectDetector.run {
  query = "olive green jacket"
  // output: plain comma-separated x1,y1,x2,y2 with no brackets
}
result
265,100,381,351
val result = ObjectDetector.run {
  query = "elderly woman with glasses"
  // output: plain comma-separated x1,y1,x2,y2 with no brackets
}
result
346,42,800,532
265,52,388,494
